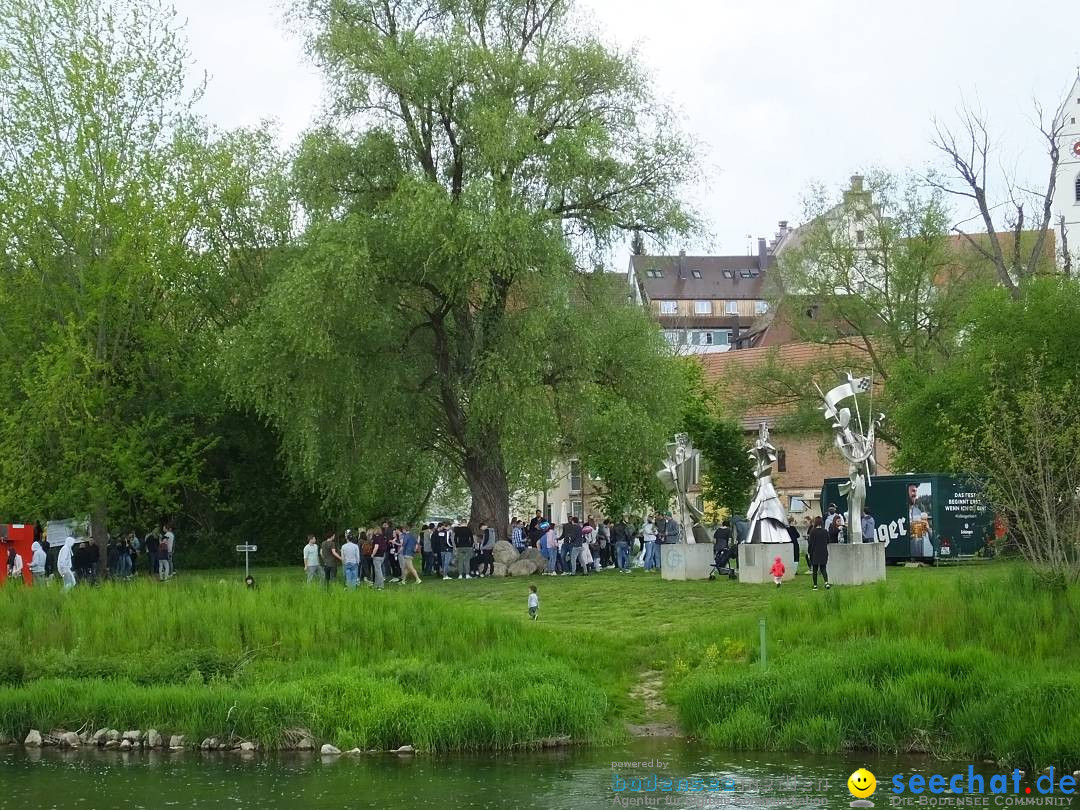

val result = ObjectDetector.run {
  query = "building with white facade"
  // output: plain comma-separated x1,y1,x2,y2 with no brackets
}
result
1054,73,1080,266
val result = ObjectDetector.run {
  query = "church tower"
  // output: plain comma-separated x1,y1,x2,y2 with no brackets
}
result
1054,73,1080,265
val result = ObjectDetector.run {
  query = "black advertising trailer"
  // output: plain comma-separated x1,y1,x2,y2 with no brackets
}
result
820,474,993,562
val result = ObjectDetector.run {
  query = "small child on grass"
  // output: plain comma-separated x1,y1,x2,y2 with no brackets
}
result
528,585,539,620
770,556,785,587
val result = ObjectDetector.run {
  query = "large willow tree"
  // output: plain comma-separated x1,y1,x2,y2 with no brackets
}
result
226,0,696,530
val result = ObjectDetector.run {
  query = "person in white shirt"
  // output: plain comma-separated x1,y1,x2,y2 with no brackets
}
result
57,536,77,591
160,525,176,579
29,541,46,583
527,585,539,621
341,533,361,589
642,516,659,571
302,535,321,583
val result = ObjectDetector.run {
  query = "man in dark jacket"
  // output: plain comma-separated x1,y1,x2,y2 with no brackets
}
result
562,516,584,575
432,522,452,580
452,520,473,579
806,516,831,591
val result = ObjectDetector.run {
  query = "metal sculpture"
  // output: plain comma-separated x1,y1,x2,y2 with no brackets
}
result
746,422,789,543
656,433,705,544
818,373,884,540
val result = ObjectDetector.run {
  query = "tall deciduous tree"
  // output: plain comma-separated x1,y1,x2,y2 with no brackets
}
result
0,0,215,560
227,0,696,533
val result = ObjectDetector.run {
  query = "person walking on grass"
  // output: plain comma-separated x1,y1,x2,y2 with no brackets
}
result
527,585,539,621
770,555,786,587
401,524,421,584
320,531,342,586
341,532,361,589
303,535,320,583
57,535,77,591
806,516,831,591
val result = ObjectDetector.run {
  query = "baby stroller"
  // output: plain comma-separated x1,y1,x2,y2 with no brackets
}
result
709,543,738,580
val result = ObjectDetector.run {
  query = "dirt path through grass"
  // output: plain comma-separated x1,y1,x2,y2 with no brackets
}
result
626,669,681,738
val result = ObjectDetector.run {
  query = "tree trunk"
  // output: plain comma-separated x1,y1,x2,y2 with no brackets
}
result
463,444,510,542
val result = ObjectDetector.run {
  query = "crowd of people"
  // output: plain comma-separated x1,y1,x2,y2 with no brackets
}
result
304,511,695,588
3,524,176,589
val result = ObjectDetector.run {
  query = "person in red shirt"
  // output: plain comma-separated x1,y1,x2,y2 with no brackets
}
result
770,556,786,588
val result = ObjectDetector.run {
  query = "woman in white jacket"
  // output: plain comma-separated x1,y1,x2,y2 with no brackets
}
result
57,536,77,590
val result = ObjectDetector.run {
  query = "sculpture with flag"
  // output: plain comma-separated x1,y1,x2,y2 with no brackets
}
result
817,372,884,542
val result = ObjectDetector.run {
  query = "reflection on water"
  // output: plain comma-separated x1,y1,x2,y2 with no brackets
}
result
0,737,1001,809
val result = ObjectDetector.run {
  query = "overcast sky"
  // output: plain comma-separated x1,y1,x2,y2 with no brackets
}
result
174,0,1078,255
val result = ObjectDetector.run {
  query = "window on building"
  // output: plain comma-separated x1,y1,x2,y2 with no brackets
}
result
659,300,677,314
694,300,711,314
716,330,730,346
755,300,768,315
662,330,678,346
569,460,582,493
789,496,806,513
570,499,583,520
776,449,787,473
722,270,734,279
645,269,663,278
691,269,702,278
1075,173,1080,202
701,331,714,345
725,301,738,315
739,270,752,278
856,229,865,244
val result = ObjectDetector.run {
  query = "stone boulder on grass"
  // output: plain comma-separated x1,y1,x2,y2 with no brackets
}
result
492,562,509,578
492,541,519,565
508,559,540,577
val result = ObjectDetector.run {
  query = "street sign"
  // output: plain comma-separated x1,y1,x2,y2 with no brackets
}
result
236,544,257,577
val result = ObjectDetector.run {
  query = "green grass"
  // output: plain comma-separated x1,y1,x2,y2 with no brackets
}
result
0,562,1077,767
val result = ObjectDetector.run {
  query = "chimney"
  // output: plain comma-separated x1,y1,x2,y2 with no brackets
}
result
757,237,767,267
850,175,864,192
677,248,687,280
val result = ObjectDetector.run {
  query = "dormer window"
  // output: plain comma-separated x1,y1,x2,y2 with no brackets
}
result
691,269,702,279
739,270,752,278
722,270,734,279
645,269,663,278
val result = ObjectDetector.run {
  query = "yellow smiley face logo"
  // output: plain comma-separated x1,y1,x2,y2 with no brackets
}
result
848,768,876,799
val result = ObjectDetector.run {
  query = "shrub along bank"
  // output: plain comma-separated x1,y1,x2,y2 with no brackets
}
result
0,564,1076,767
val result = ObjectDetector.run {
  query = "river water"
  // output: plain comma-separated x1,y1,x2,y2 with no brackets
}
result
0,737,1032,809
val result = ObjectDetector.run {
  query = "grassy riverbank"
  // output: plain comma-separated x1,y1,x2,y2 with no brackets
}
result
0,563,1076,767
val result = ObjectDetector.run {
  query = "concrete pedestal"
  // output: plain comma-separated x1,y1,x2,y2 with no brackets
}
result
660,544,715,581
738,543,796,584
825,542,886,585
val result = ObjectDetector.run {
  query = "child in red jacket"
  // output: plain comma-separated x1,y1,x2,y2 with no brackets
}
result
770,556,786,587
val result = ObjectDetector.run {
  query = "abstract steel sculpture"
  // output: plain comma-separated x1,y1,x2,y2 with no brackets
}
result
818,373,884,540
746,422,789,543
656,433,706,544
